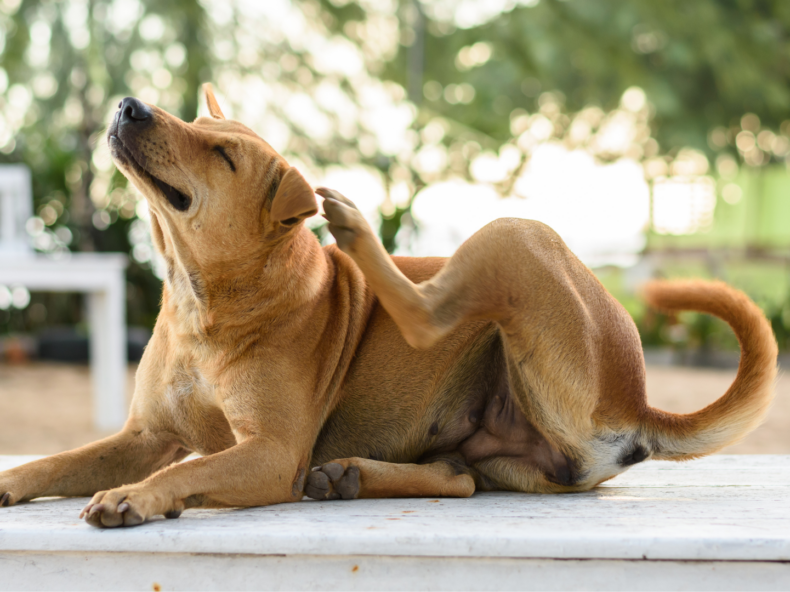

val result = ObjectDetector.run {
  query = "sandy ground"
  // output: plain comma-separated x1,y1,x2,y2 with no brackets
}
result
0,362,788,456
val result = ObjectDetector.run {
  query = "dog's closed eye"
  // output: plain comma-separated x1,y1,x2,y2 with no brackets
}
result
213,146,236,172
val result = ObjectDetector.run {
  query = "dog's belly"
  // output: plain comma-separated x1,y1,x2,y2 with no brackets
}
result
312,310,553,467
311,302,497,464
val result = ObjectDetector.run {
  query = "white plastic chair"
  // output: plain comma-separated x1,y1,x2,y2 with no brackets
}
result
0,164,128,430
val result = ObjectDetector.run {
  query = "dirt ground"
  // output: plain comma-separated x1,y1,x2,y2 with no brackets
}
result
0,362,787,456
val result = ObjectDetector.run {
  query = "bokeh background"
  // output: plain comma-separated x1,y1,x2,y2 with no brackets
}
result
0,0,789,454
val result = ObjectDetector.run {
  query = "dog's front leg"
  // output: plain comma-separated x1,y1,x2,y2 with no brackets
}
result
81,436,306,527
80,341,327,528
0,426,187,507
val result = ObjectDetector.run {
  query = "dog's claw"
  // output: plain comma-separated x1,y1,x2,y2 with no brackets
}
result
88,503,105,517
0,492,10,507
315,187,338,199
117,502,130,513
316,188,358,209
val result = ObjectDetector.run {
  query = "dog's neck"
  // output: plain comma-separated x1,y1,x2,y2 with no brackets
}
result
159,225,328,350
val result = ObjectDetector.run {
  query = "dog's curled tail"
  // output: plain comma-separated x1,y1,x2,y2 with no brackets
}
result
641,279,777,460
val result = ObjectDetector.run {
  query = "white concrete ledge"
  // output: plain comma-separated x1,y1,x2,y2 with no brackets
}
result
1,455,789,590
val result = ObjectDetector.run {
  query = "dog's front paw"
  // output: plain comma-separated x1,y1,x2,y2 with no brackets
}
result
0,474,23,507
80,486,183,528
305,462,360,500
0,491,16,507
316,188,370,251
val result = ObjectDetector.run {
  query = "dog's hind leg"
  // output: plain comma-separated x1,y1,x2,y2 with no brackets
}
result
318,187,588,350
319,188,641,476
0,427,187,507
319,188,649,491
304,456,475,500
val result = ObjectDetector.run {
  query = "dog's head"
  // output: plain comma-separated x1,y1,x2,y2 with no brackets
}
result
107,85,318,277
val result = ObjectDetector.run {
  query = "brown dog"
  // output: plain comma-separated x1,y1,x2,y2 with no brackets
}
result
0,86,777,527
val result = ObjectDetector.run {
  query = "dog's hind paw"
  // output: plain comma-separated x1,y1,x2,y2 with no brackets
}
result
305,462,360,500
316,188,369,251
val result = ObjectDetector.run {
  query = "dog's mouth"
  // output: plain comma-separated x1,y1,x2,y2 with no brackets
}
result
109,134,192,212
150,174,191,212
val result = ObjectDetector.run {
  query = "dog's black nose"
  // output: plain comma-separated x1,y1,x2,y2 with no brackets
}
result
118,97,152,125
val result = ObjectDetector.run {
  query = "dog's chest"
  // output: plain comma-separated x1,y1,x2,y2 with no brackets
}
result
165,367,216,408
163,366,236,455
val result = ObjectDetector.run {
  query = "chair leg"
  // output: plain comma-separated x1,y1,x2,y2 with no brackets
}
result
88,273,127,431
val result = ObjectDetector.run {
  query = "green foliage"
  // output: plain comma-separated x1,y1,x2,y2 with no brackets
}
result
380,206,411,253
381,0,790,156
0,0,212,332
1,0,788,353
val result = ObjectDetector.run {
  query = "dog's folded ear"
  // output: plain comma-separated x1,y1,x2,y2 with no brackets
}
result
269,167,318,225
203,83,225,120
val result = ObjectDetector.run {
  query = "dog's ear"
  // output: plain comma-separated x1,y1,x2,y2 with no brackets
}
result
269,167,318,225
203,83,225,120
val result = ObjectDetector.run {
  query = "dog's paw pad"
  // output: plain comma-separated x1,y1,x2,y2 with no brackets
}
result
335,466,360,499
316,188,369,250
322,462,345,481
305,463,360,500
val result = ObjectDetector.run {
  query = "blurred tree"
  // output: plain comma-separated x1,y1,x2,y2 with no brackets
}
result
0,0,211,331
1,0,788,353
365,0,790,157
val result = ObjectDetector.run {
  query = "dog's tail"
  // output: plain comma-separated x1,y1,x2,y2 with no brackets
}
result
640,280,777,460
